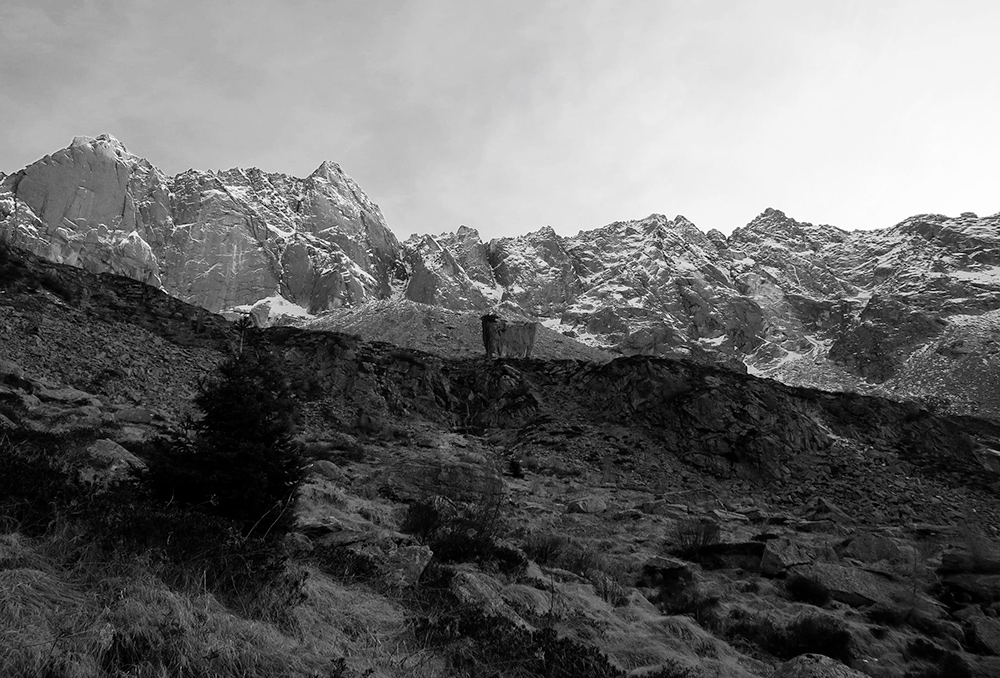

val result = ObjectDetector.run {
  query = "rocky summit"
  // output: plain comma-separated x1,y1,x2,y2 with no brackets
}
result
4,136,1000,419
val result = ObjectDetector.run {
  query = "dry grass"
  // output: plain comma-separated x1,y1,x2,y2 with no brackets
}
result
0,534,343,678
0,567,101,677
596,607,759,678
293,568,449,678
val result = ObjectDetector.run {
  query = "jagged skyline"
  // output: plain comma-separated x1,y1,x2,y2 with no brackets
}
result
2,0,999,240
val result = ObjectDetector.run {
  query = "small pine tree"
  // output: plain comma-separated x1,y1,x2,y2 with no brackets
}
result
151,347,305,535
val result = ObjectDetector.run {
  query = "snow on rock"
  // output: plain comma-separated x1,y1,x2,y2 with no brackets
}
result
1,136,405,314
227,294,316,327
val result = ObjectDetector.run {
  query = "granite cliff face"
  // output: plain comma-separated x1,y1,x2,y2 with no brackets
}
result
0,135,404,318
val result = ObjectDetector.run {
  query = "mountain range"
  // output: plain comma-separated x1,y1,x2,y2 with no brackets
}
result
2,134,999,418
6,135,1000,676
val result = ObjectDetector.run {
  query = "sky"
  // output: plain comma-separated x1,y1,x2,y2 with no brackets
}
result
1,0,999,240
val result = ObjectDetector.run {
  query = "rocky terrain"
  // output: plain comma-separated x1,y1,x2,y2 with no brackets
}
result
5,241,1000,676
4,136,999,420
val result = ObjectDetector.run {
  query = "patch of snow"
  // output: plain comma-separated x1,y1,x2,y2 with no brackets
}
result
473,279,504,302
952,266,1000,285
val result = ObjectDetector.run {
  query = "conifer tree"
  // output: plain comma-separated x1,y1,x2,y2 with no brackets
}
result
154,347,305,534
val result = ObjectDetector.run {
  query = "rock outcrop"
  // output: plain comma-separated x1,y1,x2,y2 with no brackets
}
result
481,315,538,358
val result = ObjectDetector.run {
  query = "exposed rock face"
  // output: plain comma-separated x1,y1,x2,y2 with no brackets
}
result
0,135,168,287
403,233,492,310
481,315,538,358
1,135,404,315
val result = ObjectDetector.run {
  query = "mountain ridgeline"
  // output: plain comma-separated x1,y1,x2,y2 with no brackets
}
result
2,135,1000,417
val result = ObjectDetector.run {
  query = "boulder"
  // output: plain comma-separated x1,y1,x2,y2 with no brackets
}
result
112,406,154,424
696,541,765,571
761,538,815,577
384,545,433,587
78,439,147,489
966,655,1000,678
0,360,30,389
942,573,1000,605
638,500,690,519
802,497,853,523
0,533,33,569
940,548,1000,574
24,403,103,433
368,448,504,504
567,496,608,514
34,386,101,407
969,616,1000,656
842,532,904,564
789,562,899,608
774,653,867,678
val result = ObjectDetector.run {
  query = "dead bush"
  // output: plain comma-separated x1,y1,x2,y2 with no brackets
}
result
784,572,831,607
667,518,721,559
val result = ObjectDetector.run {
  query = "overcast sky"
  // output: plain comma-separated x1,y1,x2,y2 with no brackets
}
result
2,0,998,239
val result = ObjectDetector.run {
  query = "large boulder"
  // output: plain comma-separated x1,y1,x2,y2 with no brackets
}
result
761,538,816,577
969,616,1000,656
481,315,539,359
841,532,905,564
77,439,147,489
789,562,902,608
384,545,434,587
566,496,608,514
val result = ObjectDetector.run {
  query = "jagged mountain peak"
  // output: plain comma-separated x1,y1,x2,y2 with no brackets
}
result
310,159,338,175
515,224,560,243
890,211,1000,248
731,208,849,253
70,132,129,152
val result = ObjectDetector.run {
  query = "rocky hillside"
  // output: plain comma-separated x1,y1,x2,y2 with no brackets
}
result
5,241,1000,677
3,136,999,418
